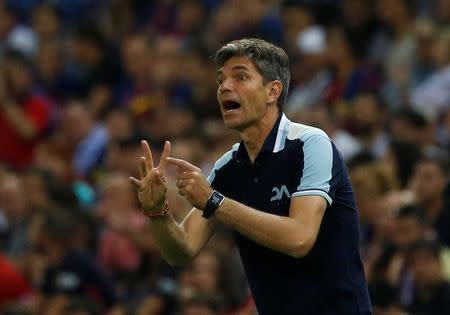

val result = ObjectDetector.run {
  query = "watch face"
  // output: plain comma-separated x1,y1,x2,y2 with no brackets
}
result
211,191,223,204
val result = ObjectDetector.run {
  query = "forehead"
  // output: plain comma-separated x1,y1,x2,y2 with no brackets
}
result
218,56,259,75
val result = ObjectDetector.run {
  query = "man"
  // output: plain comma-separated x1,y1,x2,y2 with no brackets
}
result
0,50,52,169
410,155,450,247
130,38,372,315
407,240,450,315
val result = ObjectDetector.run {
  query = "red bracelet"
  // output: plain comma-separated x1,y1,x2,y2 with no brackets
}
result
142,201,169,218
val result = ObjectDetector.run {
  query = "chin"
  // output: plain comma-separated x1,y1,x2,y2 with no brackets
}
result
223,118,250,132
223,119,241,130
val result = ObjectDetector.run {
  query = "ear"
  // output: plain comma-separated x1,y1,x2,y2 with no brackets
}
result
266,80,282,105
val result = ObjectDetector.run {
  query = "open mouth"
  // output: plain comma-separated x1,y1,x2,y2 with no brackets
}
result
222,101,241,112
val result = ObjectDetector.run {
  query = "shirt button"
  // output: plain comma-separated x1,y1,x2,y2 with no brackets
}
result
253,177,259,183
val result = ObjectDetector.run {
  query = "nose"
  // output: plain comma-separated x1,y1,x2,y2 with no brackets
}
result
218,77,232,94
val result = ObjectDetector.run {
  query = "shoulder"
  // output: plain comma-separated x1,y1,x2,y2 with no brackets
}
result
211,143,240,171
285,121,330,143
207,143,240,184
273,115,331,153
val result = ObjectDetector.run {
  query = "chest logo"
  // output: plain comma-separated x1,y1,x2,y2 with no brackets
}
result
271,185,291,201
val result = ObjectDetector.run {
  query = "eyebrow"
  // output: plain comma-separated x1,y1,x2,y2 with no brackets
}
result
217,65,250,75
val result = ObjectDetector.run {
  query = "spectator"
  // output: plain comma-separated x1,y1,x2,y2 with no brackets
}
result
58,100,109,180
351,92,389,158
31,4,62,43
0,254,33,310
35,210,117,311
369,279,407,315
407,240,450,315
325,26,381,103
286,26,331,113
0,174,33,261
411,30,450,119
409,155,450,246
0,50,52,169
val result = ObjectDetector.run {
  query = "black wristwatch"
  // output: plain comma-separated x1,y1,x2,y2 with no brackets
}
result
202,190,225,219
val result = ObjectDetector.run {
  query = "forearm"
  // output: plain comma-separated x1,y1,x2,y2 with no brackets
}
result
148,213,195,266
214,198,312,257
2,103,36,139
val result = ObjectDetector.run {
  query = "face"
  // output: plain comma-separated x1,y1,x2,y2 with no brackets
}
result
60,103,90,143
436,0,450,22
432,35,450,66
326,28,351,64
0,176,29,222
37,42,63,79
32,5,60,38
377,0,409,26
216,56,276,131
121,36,151,79
410,161,446,204
342,0,371,27
105,109,133,142
98,174,136,214
352,94,382,136
410,249,441,286
4,61,33,97
392,216,423,249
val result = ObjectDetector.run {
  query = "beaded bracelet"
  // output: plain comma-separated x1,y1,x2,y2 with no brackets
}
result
142,201,169,218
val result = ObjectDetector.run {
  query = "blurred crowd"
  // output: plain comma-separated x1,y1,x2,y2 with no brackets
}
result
0,0,449,314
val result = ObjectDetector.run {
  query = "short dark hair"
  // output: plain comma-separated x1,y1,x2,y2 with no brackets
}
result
215,38,290,112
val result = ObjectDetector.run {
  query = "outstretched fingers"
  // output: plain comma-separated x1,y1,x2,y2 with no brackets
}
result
139,156,147,178
141,140,154,170
158,141,171,176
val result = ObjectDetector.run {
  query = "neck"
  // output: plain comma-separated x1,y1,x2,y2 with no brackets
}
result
240,107,280,163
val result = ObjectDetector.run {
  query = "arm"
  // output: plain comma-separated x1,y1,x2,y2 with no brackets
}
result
1,100,37,139
166,157,327,258
166,131,335,258
146,207,217,266
129,141,215,267
0,70,38,139
214,195,326,258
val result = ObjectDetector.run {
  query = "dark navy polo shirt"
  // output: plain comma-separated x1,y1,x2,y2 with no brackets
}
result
207,113,373,315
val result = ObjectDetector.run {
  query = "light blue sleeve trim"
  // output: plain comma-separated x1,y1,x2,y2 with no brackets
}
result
207,143,239,184
292,190,333,205
297,128,333,202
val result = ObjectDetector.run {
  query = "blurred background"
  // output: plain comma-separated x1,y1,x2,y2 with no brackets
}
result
0,0,449,314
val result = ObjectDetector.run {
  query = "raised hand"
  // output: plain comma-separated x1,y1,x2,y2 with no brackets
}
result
129,140,171,212
166,157,213,210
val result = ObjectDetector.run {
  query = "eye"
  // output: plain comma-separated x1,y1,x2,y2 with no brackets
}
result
239,74,247,81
